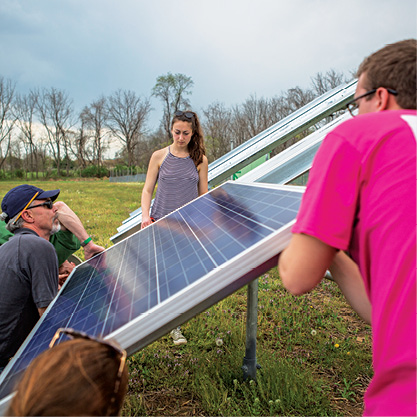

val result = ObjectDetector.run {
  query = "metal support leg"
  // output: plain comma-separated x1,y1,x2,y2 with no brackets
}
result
242,279,261,380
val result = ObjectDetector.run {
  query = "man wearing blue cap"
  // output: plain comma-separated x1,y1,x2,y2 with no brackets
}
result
0,187,105,284
0,185,64,371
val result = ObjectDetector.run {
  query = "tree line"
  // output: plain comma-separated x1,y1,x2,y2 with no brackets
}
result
0,70,350,179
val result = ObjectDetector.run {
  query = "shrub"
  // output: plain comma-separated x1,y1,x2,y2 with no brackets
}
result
13,169,25,179
113,165,140,175
81,165,109,178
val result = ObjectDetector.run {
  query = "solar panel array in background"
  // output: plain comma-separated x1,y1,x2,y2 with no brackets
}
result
0,182,303,403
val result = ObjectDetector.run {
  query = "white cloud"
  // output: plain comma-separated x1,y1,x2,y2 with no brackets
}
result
0,0,415,130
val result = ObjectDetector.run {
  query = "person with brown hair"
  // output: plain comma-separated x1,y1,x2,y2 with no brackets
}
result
140,110,208,346
7,328,128,416
141,110,208,228
356,39,416,110
279,39,416,415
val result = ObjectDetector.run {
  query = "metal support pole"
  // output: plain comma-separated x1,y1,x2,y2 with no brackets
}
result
242,279,261,380
230,138,235,180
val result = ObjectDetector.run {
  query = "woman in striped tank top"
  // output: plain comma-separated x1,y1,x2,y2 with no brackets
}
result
141,110,208,227
140,110,208,345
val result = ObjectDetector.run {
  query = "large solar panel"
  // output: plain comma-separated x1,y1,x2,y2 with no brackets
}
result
110,80,356,243
0,182,303,412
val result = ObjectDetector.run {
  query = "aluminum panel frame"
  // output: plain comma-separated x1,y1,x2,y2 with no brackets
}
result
237,112,351,184
206,81,355,186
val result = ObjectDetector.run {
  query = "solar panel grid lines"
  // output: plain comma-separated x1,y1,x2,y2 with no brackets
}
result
102,239,130,333
110,225,291,356
0,182,304,413
177,210,220,267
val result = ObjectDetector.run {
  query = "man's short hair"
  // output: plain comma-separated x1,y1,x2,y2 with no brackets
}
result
357,39,416,110
5,216,24,233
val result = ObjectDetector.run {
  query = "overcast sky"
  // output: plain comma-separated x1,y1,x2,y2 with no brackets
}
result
1,0,416,130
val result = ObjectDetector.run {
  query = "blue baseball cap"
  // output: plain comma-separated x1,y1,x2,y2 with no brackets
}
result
1,185,60,223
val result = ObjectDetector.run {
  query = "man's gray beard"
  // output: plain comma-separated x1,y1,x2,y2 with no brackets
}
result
50,221,61,235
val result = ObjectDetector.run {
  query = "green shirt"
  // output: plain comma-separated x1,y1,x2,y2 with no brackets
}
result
0,221,81,265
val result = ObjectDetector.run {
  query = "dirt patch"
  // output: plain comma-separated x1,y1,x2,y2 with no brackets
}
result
133,389,205,416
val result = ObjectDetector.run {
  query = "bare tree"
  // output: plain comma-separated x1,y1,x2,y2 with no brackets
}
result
106,90,151,167
311,69,348,97
0,76,17,170
152,73,193,140
75,115,90,169
36,87,74,175
13,90,40,177
223,87,318,159
269,87,316,155
228,95,278,149
35,138,51,176
269,95,293,120
131,137,152,171
134,127,170,171
284,87,315,113
80,97,108,169
202,102,232,162
241,95,274,138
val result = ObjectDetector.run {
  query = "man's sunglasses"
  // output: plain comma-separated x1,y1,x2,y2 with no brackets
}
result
50,327,127,404
14,198,54,225
175,110,195,120
28,200,54,210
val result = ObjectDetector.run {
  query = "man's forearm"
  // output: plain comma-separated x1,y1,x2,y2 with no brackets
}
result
279,234,337,295
54,201,89,242
38,307,47,317
329,251,372,324
54,201,104,260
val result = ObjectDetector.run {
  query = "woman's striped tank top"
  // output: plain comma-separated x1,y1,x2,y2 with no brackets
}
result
150,147,199,221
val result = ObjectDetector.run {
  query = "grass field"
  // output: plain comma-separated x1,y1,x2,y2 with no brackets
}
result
0,179,373,416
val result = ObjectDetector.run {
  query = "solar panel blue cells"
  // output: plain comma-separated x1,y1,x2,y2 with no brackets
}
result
0,182,303,409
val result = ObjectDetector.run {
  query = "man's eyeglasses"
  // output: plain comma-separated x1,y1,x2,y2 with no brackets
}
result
346,88,398,117
49,327,127,404
175,110,195,120
28,200,54,210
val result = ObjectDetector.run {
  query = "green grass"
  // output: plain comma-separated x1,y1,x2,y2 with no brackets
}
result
0,179,373,416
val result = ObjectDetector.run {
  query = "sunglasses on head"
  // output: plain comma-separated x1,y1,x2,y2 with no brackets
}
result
50,327,127,404
175,110,195,120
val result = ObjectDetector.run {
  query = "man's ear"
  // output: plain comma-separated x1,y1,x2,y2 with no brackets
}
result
21,210,35,223
375,87,400,111
374,87,390,111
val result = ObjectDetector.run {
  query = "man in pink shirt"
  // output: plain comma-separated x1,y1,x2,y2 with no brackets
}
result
279,39,416,416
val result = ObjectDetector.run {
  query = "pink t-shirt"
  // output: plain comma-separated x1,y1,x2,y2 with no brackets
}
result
293,110,416,416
